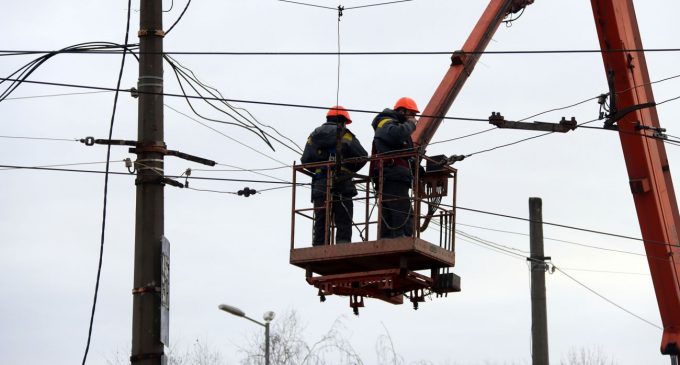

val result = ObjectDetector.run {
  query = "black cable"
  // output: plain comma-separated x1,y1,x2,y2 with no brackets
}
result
0,77,491,122
166,55,303,153
165,56,275,150
81,2,132,364
515,96,598,123
165,0,191,35
3,47,680,56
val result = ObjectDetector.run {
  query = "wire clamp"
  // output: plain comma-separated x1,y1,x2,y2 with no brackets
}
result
138,29,165,38
132,285,161,295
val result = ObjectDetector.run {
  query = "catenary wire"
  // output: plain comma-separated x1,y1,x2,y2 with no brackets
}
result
553,266,661,330
82,2,132,364
0,164,303,185
345,0,414,10
0,77,510,122
0,135,78,142
446,222,662,329
0,160,125,171
451,204,680,249
559,267,649,276
8,76,680,127
456,222,647,257
4,47,680,56
3,90,113,100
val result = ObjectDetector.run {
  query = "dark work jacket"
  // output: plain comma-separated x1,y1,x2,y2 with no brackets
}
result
301,121,368,200
371,108,416,182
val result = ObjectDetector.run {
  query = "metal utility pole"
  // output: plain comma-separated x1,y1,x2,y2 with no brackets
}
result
131,0,167,364
529,197,549,365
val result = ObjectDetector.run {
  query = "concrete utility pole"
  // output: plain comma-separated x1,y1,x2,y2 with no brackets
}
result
131,0,167,364
529,197,550,365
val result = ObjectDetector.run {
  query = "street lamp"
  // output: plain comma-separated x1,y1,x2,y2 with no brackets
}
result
218,304,275,365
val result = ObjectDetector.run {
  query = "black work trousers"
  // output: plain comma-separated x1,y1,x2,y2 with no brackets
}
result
379,179,413,239
312,193,354,246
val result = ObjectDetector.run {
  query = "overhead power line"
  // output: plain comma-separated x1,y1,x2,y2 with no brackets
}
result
452,204,680,249
0,164,302,185
0,77,490,122
451,224,662,330
553,266,661,330
3,47,680,56
0,135,78,142
81,2,132,364
3,90,113,100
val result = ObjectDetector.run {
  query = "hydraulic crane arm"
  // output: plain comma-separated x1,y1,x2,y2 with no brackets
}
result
411,0,534,148
591,0,680,355
411,0,680,356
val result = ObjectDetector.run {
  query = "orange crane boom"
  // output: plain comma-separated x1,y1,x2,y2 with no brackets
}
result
591,0,680,355
412,0,680,355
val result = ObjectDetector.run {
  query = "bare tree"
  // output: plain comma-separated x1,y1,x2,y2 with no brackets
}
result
560,346,617,365
238,310,363,365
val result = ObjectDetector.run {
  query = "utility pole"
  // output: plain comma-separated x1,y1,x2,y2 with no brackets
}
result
529,197,550,365
131,0,167,364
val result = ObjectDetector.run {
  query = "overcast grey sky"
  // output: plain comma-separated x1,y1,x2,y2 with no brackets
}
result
1,1,680,364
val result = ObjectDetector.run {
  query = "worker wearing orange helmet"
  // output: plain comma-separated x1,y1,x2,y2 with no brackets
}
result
371,97,419,239
301,106,368,246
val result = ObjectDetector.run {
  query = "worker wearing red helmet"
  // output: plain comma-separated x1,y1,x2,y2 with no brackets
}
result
371,97,419,239
301,106,368,246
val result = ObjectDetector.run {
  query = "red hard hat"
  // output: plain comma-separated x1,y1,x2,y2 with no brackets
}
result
326,105,352,124
393,97,420,113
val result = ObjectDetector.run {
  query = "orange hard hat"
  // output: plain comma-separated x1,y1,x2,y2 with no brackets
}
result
393,97,420,113
326,105,352,124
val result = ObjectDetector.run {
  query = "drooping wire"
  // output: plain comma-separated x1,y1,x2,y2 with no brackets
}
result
164,103,289,166
165,56,275,150
553,266,661,330
0,42,138,103
441,222,661,329
164,55,303,154
81,2,132,364
165,0,191,35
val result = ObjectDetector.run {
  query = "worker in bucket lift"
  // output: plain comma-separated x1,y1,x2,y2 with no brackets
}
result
371,97,419,239
301,106,368,246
